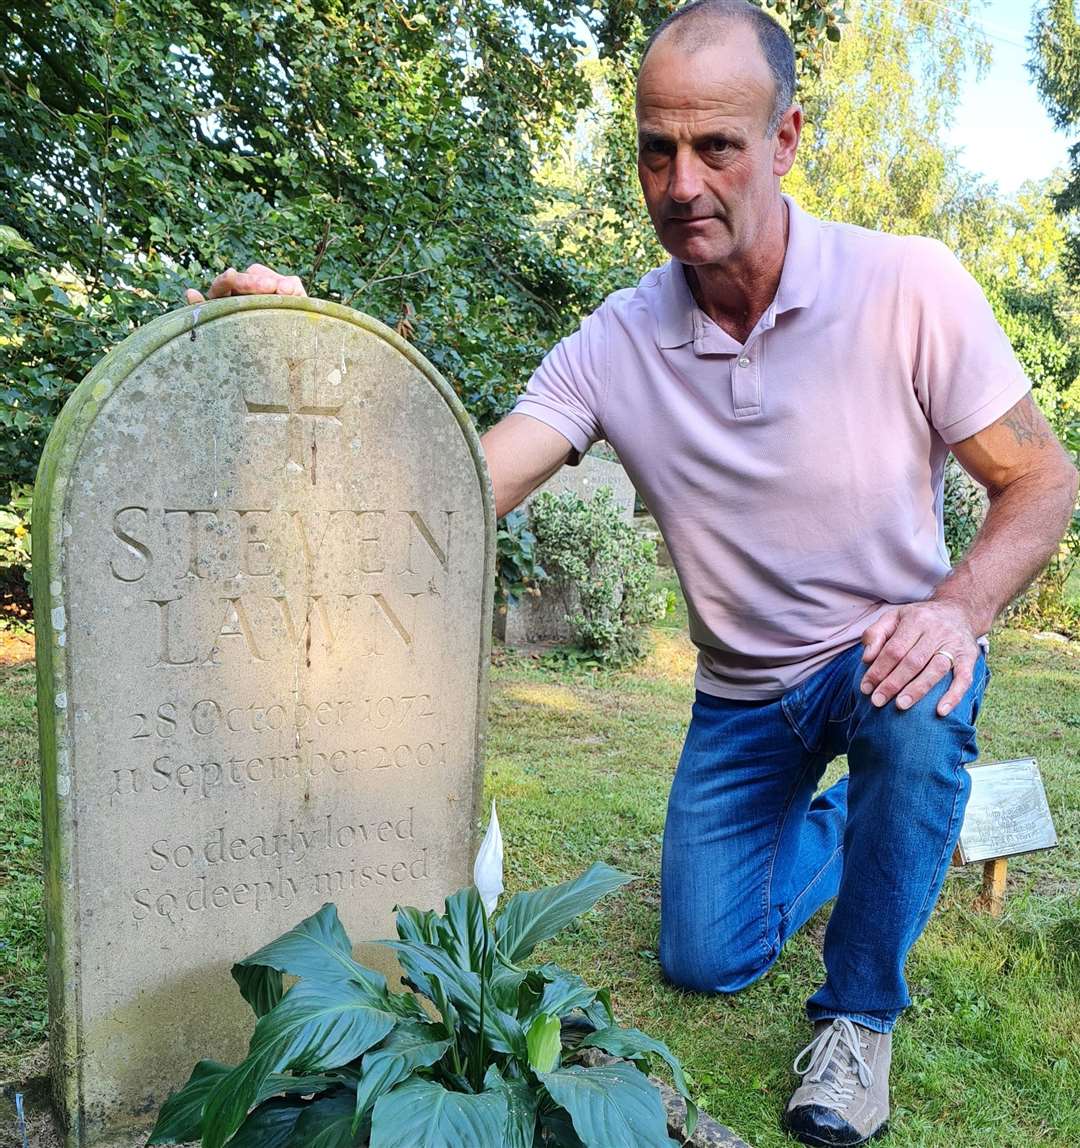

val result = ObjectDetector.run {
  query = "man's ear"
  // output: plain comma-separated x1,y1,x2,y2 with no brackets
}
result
773,104,802,177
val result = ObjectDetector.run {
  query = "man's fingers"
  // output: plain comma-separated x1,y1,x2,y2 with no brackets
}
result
860,620,919,697
936,659,976,717
861,609,899,663
890,649,972,712
185,288,206,305
865,633,939,706
279,275,307,297
206,267,240,298
202,265,306,299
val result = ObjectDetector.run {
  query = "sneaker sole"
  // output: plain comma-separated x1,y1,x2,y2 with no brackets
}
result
782,1119,890,1147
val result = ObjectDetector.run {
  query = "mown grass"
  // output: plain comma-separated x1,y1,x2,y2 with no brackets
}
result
484,585,1080,1148
2,589,1078,1145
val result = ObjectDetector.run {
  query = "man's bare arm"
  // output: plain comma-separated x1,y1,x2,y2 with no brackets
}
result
933,394,1078,632
860,394,1077,715
480,414,575,518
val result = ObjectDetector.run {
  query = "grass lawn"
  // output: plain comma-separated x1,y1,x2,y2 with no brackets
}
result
2,584,1078,1146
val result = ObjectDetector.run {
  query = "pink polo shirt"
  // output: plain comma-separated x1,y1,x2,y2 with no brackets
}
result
512,195,1031,699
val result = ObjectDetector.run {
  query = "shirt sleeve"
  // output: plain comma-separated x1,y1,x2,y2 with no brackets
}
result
511,303,609,465
905,237,1031,445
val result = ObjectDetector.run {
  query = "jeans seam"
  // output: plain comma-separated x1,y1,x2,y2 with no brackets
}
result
781,842,843,929
781,694,817,754
761,753,821,963
911,664,987,927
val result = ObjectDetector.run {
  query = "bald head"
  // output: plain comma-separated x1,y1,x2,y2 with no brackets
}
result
640,0,795,135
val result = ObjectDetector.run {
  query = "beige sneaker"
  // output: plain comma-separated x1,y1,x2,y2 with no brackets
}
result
782,1018,891,1146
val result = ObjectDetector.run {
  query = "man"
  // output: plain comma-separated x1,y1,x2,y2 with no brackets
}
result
187,3,1077,1143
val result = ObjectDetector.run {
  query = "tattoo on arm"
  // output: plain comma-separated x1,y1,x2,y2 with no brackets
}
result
1001,395,1051,449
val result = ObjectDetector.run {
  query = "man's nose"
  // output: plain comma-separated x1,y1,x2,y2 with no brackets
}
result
668,150,704,203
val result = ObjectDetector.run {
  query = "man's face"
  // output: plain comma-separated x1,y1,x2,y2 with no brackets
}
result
636,25,796,267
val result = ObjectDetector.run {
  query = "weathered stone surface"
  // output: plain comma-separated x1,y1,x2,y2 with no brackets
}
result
32,298,493,1146
496,447,636,647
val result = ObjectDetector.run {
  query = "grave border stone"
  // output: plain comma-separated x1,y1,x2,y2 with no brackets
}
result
31,295,495,1146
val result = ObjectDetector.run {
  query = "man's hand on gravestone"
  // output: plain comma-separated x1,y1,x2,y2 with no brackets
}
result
858,600,981,717
184,263,306,305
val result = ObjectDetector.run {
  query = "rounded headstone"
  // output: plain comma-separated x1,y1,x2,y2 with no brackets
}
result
32,297,494,1145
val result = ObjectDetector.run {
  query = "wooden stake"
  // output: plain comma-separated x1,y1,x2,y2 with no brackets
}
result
978,857,1008,917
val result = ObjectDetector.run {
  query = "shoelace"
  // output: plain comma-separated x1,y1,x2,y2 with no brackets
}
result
792,1018,874,1106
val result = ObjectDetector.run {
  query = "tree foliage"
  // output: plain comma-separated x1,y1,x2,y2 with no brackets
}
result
1029,0,1080,283
1,0,600,490
1,0,850,494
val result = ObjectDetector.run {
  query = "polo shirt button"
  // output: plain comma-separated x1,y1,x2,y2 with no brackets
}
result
737,356,751,368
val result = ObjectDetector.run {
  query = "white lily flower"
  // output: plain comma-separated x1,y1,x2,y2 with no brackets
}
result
473,800,504,915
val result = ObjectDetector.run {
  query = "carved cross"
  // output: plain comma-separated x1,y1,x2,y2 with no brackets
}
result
244,355,344,479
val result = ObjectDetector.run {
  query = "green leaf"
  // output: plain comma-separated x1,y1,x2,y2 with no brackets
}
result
579,1026,689,1099
487,959,528,1013
353,1020,452,1127
232,963,284,1019
232,904,388,1017
483,1065,539,1148
291,1091,367,1148
382,940,526,1058
394,904,442,945
582,988,614,1031
579,1027,697,1137
260,1072,341,1102
495,863,634,964
526,1013,562,1073
538,1064,676,1148
525,964,598,1022
0,226,34,254
369,1078,508,1148
227,1097,307,1148
201,981,396,1148
439,886,492,975
147,1059,229,1144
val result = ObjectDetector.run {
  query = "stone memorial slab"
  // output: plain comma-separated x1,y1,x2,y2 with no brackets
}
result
32,297,494,1146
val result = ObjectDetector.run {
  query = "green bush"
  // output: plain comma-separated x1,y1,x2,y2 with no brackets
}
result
149,868,696,1148
528,488,667,667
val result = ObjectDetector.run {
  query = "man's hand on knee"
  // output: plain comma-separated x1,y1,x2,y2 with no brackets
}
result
859,601,980,717
184,263,307,305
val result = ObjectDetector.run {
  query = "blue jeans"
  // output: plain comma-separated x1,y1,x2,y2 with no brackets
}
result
659,640,989,1033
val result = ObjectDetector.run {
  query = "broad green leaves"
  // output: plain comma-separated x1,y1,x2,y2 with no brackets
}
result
384,939,527,1059
369,1078,508,1148
539,1063,677,1148
200,982,395,1148
496,862,634,964
150,872,694,1148
232,903,388,1017
526,1013,562,1072
353,1021,452,1126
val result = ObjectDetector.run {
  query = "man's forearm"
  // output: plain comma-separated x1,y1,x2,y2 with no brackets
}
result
932,465,1078,634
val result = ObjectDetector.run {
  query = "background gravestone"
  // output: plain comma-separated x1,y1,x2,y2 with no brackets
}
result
496,446,636,648
32,297,494,1147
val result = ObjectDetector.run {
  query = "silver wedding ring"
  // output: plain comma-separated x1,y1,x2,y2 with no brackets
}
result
934,648,956,668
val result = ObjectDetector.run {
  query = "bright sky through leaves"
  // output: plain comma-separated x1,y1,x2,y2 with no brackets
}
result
946,0,1070,191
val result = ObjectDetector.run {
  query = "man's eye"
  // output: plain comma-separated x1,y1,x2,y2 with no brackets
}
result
641,140,670,156
706,139,730,153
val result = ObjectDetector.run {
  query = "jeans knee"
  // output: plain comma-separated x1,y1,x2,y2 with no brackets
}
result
659,933,770,995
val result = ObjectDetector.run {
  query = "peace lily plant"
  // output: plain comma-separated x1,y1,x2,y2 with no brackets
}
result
149,803,697,1147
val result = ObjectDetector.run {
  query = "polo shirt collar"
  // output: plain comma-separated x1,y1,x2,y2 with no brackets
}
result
656,193,821,350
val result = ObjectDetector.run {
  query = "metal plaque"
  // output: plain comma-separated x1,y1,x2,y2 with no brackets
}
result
958,757,1058,864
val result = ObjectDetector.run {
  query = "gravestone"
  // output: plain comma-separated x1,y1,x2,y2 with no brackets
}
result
496,447,636,647
32,297,494,1146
